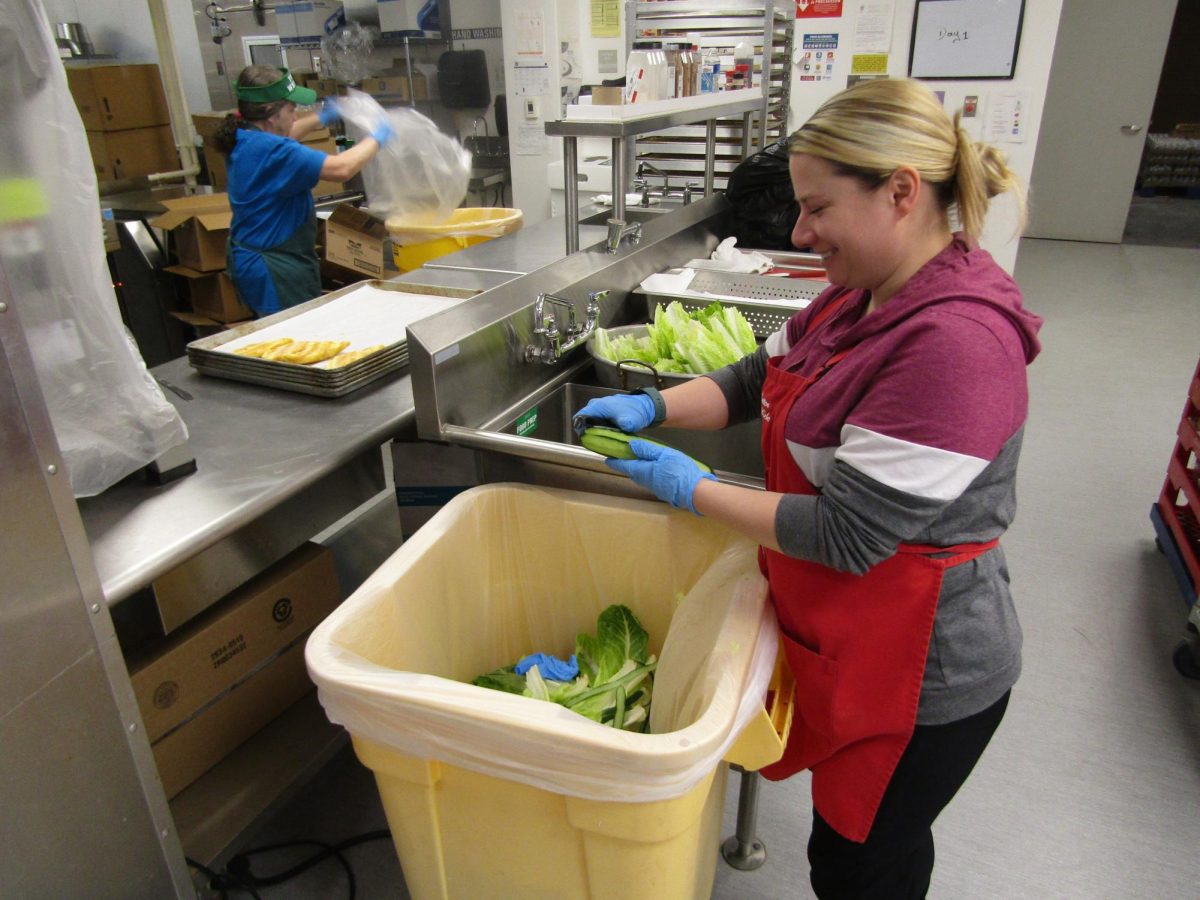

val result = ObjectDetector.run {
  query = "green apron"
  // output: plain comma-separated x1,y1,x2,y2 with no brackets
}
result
230,212,321,313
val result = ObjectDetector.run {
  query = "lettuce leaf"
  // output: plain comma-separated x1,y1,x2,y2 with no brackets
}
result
593,301,757,375
471,604,656,732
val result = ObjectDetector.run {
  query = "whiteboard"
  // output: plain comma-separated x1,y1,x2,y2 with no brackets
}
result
908,0,1025,79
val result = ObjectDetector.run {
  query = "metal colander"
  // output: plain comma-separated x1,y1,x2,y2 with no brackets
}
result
640,268,830,338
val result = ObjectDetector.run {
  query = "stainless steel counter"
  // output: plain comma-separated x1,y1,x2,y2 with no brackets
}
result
422,213,611,276
76,355,416,608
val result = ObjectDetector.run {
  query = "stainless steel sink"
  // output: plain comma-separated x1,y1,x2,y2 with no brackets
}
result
488,380,765,480
577,206,675,227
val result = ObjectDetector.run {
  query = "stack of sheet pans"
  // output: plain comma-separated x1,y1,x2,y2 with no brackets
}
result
186,280,475,398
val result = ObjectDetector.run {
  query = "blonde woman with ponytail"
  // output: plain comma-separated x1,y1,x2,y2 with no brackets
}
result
575,78,1043,897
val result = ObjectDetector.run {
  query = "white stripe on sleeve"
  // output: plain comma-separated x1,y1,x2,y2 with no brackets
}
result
835,424,988,502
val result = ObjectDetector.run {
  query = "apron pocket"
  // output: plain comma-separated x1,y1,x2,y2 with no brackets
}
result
779,630,840,765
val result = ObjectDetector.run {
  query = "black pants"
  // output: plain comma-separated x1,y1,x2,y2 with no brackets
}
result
808,690,1011,900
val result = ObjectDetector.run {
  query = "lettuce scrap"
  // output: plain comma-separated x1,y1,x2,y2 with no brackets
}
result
471,604,656,732
592,301,758,375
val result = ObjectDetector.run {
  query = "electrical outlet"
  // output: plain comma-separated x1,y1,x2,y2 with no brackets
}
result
524,97,539,120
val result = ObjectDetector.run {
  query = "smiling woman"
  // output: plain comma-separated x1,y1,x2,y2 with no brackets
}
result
572,76,1044,899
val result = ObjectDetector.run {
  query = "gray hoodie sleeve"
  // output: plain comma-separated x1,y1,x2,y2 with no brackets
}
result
704,345,768,424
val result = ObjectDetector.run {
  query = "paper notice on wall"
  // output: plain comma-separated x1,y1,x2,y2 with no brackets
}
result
986,90,1030,143
515,122,547,156
852,2,894,53
590,0,620,37
513,62,551,96
515,5,545,56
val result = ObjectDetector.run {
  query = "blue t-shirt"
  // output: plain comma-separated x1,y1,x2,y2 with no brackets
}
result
227,129,326,314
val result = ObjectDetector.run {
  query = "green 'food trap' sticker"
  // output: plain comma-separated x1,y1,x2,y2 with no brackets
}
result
516,408,538,436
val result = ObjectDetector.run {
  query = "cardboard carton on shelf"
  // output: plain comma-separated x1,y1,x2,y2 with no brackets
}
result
65,62,170,131
150,637,316,799
360,71,428,103
87,125,179,181
149,193,232,272
164,265,252,323
130,543,341,745
322,204,388,278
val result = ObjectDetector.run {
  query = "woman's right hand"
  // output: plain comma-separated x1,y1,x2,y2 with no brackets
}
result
573,393,657,434
370,119,395,147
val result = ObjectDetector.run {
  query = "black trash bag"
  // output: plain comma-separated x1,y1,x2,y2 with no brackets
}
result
724,139,799,251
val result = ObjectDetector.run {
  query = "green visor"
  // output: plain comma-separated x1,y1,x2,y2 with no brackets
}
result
234,69,317,106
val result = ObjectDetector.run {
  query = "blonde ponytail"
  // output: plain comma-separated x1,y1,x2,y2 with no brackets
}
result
952,112,1026,239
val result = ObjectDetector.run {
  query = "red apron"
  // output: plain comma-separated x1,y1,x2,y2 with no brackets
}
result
758,301,997,843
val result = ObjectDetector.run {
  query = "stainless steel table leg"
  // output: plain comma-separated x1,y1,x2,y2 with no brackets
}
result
721,766,767,870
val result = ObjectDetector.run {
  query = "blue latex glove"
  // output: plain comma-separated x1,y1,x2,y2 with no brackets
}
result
515,653,579,681
572,392,656,435
370,118,395,147
317,98,341,127
607,439,717,515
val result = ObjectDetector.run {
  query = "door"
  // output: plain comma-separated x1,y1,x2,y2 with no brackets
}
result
1026,0,1177,242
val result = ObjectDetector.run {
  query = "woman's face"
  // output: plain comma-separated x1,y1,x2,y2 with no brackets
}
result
789,152,904,291
267,101,297,136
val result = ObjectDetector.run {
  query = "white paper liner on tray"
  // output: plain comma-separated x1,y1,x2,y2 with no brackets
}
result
217,282,465,361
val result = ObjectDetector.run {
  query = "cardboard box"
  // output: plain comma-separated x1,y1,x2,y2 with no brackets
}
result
277,0,342,45
151,637,315,799
165,265,253,323
66,62,170,131
360,72,428,102
590,86,623,106
130,542,339,743
170,310,249,337
87,125,179,182
150,193,232,272
323,204,388,278
309,78,348,98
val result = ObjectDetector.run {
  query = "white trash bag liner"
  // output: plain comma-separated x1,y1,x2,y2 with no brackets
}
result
306,483,777,803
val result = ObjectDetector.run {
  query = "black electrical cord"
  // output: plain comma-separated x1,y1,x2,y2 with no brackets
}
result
196,829,392,899
186,856,263,899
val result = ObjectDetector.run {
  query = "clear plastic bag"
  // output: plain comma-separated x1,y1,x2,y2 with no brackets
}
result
0,3,188,497
320,22,377,85
336,89,470,224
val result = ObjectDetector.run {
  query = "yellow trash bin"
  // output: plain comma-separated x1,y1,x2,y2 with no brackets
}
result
387,207,523,272
306,483,788,900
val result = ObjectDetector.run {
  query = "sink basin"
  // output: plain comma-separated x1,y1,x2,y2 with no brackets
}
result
490,381,765,479
577,206,675,227
463,135,510,170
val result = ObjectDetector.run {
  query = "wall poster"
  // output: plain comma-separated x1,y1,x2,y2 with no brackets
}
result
908,0,1025,80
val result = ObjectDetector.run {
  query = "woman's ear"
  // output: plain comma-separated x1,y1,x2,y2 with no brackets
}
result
887,166,922,216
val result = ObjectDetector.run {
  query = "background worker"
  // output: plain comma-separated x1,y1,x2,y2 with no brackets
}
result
211,64,394,316
574,78,1043,898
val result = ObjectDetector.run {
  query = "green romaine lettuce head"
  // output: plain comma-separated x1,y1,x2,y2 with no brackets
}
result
592,301,758,375
471,604,656,732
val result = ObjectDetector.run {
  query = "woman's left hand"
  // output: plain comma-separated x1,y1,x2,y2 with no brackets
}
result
606,440,715,514
317,99,341,127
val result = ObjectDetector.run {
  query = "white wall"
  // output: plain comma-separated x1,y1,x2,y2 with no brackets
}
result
786,1,1065,273
40,0,211,124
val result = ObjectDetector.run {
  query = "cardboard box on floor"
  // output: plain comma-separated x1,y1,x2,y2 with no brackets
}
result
150,193,232,271
87,125,179,181
192,111,344,197
323,205,388,278
65,62,169,131
165,265,253,323
129,542,341,744
151,637,316,799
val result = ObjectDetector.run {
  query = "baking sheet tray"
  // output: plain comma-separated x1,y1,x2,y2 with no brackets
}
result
186,280,474,397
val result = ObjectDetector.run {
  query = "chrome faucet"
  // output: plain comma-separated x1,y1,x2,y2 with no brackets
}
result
605,219,642,255
525,290,607,365
471,116,489,138
636,161,669,207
